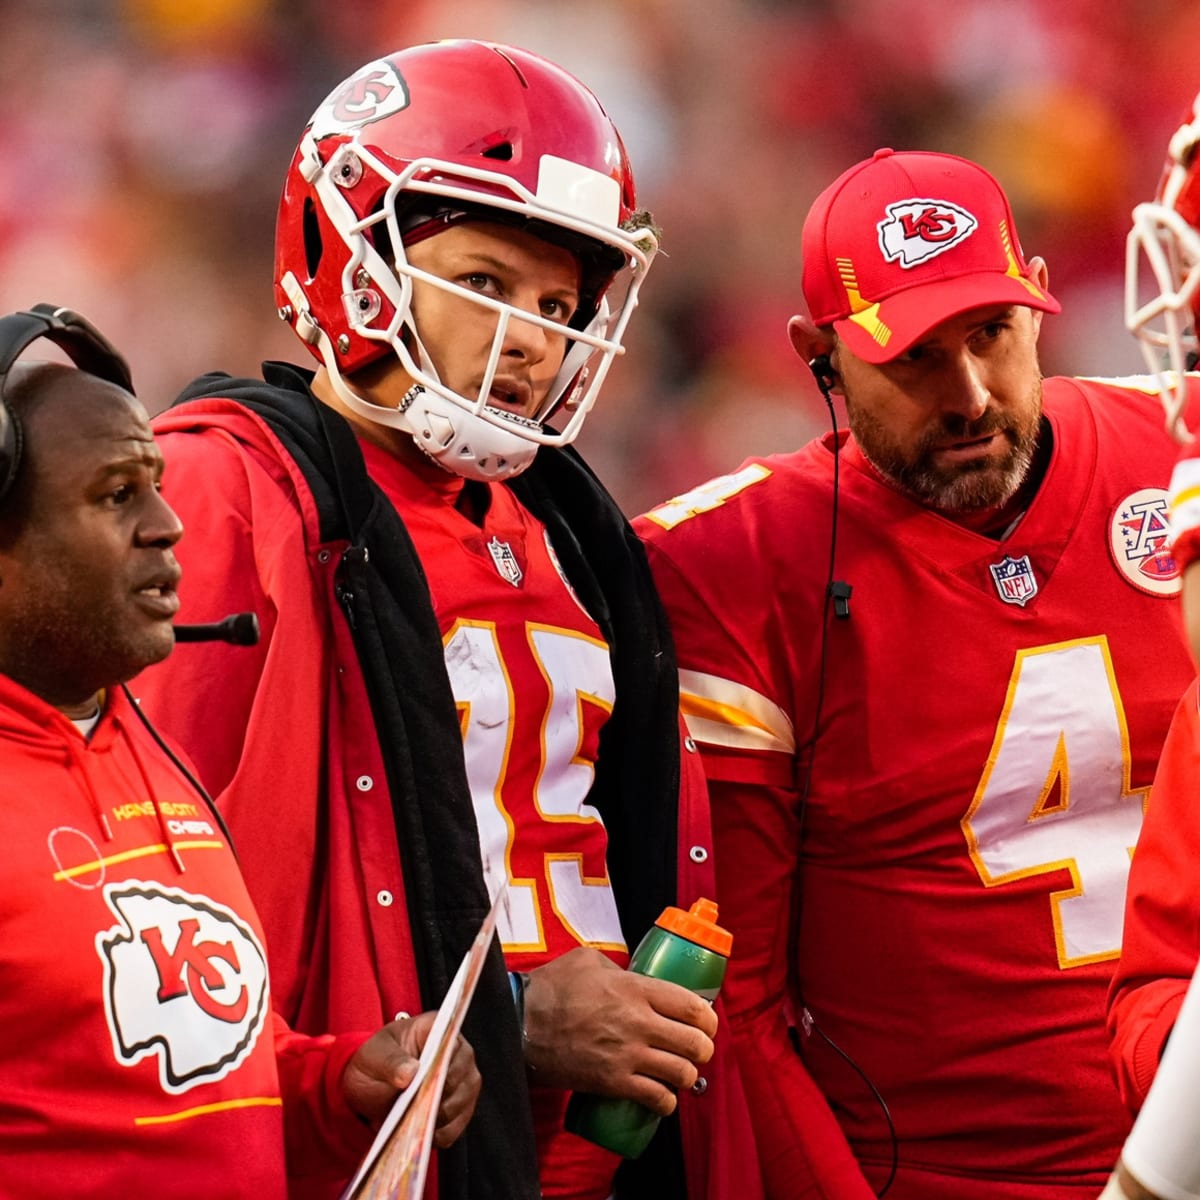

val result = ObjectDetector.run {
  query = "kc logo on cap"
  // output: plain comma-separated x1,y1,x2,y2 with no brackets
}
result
878,199,978,268
800,148,1060,363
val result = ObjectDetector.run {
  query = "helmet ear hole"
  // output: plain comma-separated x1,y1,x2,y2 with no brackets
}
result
481,141,514,161
302,199,323,281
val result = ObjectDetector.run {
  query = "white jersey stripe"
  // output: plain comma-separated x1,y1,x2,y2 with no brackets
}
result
678,669,795,755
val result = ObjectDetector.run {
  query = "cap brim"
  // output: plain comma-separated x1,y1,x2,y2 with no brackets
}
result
832,271,1061,364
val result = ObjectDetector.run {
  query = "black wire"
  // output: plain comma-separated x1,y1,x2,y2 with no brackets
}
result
786,375,899,1199
119,682,239,856
794,379,842,847
808,1017,898,1198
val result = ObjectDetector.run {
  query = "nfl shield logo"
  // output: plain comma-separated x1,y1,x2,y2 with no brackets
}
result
487,536,523,587
989,554,1038,607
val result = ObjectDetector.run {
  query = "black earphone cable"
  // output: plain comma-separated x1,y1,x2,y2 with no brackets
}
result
120,682,239,856
787,363,898,1198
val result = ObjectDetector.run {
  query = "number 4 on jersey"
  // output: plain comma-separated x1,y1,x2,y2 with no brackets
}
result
961,636,1147,968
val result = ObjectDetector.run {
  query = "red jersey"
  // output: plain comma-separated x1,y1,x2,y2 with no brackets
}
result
1108,680,1200,1111
360,440,627,970
0,676,367,1196
1107,373,1200,1113
359,440,626,1197
635,376,1196,1199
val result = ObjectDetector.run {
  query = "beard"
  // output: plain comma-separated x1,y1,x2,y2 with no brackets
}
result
846,378,1044,512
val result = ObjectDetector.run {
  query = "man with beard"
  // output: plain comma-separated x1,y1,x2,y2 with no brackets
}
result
633,148,1200,1199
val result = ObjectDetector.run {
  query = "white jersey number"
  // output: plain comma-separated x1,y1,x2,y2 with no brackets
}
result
444,620,625,953
961,636,1147,968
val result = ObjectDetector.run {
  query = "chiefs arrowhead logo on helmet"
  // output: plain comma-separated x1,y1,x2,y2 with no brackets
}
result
311,59,411,138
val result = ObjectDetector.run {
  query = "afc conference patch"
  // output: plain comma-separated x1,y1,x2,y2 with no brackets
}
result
1108,488,1181,596
989,554,1038,607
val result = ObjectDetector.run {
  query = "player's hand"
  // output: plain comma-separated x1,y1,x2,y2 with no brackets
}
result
521,947,717,1115
341,1013,481,1148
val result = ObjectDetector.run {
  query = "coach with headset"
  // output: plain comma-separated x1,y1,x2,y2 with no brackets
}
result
635,149,1200,1198
0,304,478,1196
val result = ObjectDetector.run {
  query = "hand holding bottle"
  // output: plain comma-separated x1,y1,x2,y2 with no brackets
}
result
564,898,732,1158
520,944,716,1113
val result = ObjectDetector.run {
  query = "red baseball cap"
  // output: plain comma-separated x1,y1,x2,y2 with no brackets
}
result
801,148,1060,363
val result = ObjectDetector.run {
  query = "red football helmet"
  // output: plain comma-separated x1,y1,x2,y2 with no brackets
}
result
1126,90,1200,442
274,40,657,481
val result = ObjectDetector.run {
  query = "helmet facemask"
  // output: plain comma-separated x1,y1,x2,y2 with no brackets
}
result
1126,106,1200,444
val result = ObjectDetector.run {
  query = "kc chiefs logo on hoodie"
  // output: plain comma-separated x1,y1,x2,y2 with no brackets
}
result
95,883,270,1093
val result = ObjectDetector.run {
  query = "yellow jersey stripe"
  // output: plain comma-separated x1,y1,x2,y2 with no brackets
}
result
53,840,225,881
134,1096,283,1126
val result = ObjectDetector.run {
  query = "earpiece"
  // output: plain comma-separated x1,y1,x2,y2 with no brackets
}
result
0,304,133,502
809,354,836,393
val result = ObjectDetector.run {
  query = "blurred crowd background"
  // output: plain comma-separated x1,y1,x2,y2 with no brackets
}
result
4,0,1199,515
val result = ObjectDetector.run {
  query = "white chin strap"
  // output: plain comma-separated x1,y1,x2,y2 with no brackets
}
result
322,359,540,482
400,385,539,482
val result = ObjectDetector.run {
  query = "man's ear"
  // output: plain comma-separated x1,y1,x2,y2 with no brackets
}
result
787,316,835,362
788,315,839,393
787,313,831,364
1026,256,1052,339
1027,255,1050,295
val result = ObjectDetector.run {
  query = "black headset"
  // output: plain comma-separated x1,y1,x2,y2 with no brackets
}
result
0,303,134,502
808,353,837,394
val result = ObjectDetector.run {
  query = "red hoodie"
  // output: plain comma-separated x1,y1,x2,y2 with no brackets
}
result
0,673,372,1197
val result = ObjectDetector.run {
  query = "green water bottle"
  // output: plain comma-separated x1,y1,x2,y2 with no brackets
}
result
564,897,732,1158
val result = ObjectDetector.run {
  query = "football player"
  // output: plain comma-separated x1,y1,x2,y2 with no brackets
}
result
133,39,759,1200
1105,89,1200,1200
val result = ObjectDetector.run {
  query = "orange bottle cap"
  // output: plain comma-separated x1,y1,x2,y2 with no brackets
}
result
656,897,732,956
